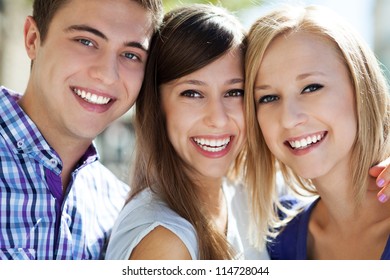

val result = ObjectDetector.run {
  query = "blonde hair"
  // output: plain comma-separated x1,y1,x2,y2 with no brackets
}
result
244,5,390,248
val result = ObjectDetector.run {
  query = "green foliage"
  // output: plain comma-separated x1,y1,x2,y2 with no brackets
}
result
163,0,262,12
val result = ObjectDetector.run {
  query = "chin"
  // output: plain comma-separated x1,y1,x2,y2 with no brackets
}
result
287,164,317,179
296,170,325,181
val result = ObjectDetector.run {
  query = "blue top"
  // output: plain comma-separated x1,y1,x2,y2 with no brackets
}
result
0,87,129,259
267,198,390,260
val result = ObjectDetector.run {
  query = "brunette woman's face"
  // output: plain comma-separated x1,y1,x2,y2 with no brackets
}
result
160,48,246,185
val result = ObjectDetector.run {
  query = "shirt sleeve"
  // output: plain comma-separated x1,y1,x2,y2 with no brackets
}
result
105,191,199,260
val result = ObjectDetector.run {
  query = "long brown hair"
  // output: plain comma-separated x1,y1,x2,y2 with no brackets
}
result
129,4,246,259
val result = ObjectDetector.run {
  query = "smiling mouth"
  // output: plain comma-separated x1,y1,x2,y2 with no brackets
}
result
286,132,327,150
72,88,111,105
192,137,231,152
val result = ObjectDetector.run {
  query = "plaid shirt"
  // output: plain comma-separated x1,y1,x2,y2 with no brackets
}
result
0,87,129,259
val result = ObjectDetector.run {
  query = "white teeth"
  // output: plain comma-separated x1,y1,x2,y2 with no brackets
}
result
73,88,111,105
289,133,324,149
193,137,231,153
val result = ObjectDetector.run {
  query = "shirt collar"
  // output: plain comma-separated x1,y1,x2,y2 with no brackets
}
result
75,144,99,171
0,86,99,173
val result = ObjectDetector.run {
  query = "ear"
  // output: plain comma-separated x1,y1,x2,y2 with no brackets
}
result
24,16,41,60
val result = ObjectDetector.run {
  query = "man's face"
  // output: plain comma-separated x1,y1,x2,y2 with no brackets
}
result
22,0,153,143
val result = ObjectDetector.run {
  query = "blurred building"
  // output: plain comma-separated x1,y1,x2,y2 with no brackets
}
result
376,0,390,80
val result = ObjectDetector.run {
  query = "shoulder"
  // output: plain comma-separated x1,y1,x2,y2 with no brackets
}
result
0,86,22,103
130,226,192,260
79,160,126,183
106,189,199,259
276,194,308,219
76,161,129,193
267,197,318,259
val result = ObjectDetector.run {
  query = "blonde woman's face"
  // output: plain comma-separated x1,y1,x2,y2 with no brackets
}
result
254,32,357,181
160,48,245,186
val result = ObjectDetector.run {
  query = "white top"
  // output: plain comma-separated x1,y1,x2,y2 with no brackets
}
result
105,179,269,260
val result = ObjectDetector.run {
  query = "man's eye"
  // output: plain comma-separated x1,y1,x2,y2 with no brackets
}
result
258,95,279,104
78,38,94,47
123,52,140,61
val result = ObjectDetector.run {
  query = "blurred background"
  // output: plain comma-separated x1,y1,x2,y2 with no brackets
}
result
1,0,389,184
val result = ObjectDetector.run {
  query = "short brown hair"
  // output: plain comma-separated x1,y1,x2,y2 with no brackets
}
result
32,0,163,42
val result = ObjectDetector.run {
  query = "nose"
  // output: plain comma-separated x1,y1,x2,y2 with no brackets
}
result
204,97,229,128
89,53,119,85
280,98,308,129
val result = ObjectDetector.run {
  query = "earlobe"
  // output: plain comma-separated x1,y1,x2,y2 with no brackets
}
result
24,16,40,60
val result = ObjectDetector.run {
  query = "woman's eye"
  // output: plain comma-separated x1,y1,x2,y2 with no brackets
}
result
225,89,244,97
181,90,202,98
258,95,279,104
302,84,323,93
77,38,94,47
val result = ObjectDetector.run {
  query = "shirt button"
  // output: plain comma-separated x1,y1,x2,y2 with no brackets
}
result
16,140,25,149
49,158,58,167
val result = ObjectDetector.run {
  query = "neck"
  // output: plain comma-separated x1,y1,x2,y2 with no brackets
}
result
307,161,390,259
57,140,91,191
311,158,358,218
313,175,389,228
18,94,92,191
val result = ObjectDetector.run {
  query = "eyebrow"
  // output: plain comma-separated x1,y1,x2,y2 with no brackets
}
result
254,85,271,92
177,78,244,87
296,71,326,80
65,24,148,52
255,71,326,91
228,78,245,85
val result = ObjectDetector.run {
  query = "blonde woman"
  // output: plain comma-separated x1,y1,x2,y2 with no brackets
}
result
245,5,390,259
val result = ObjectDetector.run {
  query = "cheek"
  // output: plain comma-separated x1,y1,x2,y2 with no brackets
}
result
257,110,271,137
337,103,357,148
231,105,245,133
164,108,188,146
327,90,357,134
235,114,246,148
123,68,145,91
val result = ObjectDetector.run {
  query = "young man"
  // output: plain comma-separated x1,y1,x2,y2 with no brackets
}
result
0,0,162,259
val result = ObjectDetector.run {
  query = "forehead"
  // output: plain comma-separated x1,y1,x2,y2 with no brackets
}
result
259,32,344,75
169,47,244,86
270,32,335,58
194,48,244,74
50,0,153,44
